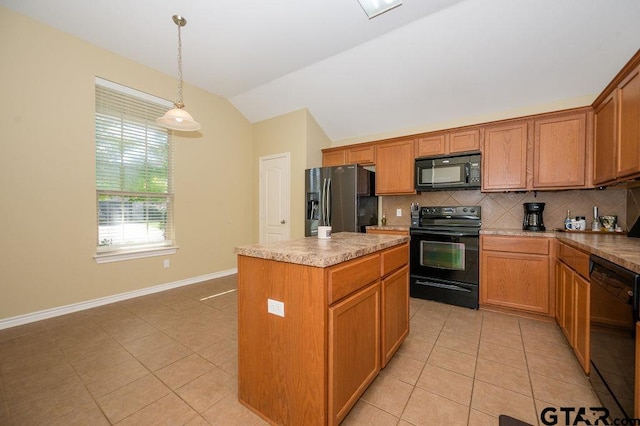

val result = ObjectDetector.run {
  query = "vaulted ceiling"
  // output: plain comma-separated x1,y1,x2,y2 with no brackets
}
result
2,0,639,141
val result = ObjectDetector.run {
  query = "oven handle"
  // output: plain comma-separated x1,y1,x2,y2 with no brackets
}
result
415,280,471,292
410,229,478,237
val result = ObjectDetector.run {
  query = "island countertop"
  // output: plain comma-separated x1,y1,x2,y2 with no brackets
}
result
234,232,409,268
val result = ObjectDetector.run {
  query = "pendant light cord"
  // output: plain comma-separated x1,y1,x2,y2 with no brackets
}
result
176,22,184,108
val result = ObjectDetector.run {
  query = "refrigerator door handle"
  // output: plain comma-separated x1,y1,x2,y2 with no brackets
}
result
321,178,331,226
326,178,331,226
321,178,328,226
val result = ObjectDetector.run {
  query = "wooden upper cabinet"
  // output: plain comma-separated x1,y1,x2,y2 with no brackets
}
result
449,129,480,154
347,144,375,165
593,91,618,185
617,64,640,179
323,145,375,167
323,149,346,167
482,121,529,191
415,129,480,158
415,134,447,157
375,139,416,195
533,111,588,189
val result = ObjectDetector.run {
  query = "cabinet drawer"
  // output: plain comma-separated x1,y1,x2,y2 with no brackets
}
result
558,242,590,279
328,254,380,305
482,236,549,255
381,243,408,277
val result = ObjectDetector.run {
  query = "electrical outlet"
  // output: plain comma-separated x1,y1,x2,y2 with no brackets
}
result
267,298,285,317
396,208,402,217
163,259,170,269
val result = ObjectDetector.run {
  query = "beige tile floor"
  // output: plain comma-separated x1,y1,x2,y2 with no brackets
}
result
0,275,600,425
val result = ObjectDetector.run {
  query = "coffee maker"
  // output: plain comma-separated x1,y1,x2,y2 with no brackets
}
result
523,203,546,231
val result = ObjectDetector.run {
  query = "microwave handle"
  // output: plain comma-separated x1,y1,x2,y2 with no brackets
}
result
465,164,470,183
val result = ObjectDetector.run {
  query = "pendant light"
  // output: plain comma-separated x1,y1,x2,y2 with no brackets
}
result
156,15,201,131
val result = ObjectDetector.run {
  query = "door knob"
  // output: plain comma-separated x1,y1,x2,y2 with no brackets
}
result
281,220,286,224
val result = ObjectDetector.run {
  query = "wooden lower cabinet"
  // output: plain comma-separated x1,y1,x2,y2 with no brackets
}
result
480,235,551,314
381,265,409,367
238,242,409,426
329,281,380,424
555,241,590,373
574,273,590,371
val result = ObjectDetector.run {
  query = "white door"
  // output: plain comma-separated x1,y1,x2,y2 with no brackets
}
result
259,153,291,243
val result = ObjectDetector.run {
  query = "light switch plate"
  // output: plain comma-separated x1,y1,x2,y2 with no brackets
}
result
267,298,285,317
396,208,402,217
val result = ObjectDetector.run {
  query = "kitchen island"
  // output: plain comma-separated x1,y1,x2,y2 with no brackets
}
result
235,232,409,426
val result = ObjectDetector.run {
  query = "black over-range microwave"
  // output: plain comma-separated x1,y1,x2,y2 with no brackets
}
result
415,153,481,191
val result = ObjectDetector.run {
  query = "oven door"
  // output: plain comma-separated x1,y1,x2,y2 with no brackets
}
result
409,228,480,309
410,228,479,285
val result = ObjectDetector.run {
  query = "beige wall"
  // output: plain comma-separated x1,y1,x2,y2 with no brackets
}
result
0,8,253,320
252,109,330,242
305,111,331,169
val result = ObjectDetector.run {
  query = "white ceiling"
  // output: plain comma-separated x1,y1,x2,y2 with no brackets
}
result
2,0,640,141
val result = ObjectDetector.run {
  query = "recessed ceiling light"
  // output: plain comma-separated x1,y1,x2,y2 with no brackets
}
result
357,0,403,19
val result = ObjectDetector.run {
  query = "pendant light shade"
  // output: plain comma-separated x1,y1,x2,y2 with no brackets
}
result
156,105,201,131
156,15,201,132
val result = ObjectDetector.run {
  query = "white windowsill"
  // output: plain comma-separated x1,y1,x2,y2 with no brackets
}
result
94,246,178,264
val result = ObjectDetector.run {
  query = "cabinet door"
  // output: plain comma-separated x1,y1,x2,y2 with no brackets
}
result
381,265,409,368
593,91,618,185
617,64,640,179
328,282,380,425
416,134,446,157
573,273,590,374
482,121,528,191
449,129,480,154
323,149,347,167
480,250,549,314
559,262,575,343
533,112,587,188
555,261,564,326
375,139,416,194
347,145,375,165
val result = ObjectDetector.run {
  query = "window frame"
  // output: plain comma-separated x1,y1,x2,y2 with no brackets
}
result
93,78,178,263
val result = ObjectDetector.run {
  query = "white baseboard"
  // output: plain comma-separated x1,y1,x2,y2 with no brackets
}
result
0,269,237,331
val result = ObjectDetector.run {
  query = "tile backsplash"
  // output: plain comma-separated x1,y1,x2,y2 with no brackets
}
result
382,187,631,231
628,185,640,229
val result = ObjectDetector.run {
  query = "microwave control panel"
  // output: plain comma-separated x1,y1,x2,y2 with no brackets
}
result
469,162,481,184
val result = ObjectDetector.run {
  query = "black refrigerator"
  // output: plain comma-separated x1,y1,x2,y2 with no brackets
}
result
305,164,378,237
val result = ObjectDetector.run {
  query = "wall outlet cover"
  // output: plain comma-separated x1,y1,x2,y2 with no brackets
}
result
267,298,285,317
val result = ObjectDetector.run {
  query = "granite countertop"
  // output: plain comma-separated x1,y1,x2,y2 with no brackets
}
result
555,232,640,274
481,227,640,274
480,228,557,238
235,232,409,268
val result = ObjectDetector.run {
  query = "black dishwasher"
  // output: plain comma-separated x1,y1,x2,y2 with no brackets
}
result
589,255,640,420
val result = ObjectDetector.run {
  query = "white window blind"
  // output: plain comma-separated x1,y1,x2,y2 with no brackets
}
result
95,81,174,253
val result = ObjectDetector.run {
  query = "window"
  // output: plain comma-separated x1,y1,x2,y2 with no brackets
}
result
95,78,175,259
